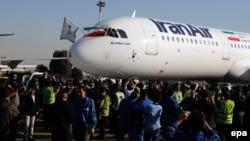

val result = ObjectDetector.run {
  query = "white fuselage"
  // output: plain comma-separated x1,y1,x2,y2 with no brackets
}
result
69,17,250,82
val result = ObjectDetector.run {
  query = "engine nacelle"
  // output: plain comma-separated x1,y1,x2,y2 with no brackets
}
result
226,59,250,82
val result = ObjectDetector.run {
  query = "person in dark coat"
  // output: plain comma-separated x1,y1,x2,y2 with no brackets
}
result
48,92,75,141
22,87,40,141
0,86,20,141
191,89,218,129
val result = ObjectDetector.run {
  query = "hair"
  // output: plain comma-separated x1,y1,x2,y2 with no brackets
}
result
222,90,231,99
187,110,206,133
127,83,134,90
199,89,210,99
45,79,52,87
151,90,161,103
134,87,140,94
114,83,122,91
56,91,69,101
190,83,196,89
130,91,140,99
77,83,87,91
137,82,144,90
140,89,148,98
0,98,9,109
0,85,12,99
161,88,173,97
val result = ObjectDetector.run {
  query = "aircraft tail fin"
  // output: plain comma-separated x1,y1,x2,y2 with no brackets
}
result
131,10,136,17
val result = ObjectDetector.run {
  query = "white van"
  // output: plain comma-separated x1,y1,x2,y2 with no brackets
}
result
25,72,43,89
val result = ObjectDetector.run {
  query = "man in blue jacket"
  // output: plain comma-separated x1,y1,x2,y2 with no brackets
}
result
116,91,140,141
72,84,97,141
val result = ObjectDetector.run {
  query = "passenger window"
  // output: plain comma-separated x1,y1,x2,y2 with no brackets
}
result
215,42,218,46
167,36,170,41
172,37,175,42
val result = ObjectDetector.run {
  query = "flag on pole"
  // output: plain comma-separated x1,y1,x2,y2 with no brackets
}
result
60,17,78,43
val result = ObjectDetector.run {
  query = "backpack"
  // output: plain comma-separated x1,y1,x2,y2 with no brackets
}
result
0,107,10,136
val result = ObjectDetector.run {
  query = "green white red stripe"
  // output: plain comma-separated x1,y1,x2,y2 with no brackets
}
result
83,27,102,30
83,27,105,37
222,31,240,41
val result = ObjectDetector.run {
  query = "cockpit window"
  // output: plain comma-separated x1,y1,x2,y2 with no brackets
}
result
84,27,128,38
106,28,128,38
117,29,127,38
106,28,118,38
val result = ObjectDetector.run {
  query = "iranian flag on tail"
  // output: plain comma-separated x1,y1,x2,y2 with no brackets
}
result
84,27,105,37
222,31,240,42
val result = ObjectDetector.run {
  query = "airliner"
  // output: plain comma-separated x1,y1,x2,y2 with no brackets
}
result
68,16,250,82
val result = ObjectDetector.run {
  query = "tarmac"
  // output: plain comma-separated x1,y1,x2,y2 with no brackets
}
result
16,117,127,141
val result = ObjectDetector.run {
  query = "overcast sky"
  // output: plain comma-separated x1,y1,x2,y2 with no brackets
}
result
1,0,250,65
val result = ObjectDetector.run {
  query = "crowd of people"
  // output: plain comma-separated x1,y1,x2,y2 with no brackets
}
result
0,71,250,141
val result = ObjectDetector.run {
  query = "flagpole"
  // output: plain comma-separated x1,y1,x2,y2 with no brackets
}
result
78,27,86,34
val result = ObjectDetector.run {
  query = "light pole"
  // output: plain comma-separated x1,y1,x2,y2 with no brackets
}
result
97,1,105,22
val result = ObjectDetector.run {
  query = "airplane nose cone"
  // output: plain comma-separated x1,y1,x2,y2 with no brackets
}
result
69,38,93,70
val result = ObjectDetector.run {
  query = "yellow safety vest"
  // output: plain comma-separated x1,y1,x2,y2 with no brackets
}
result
216,99,235,124
42,86,55,105
115,91,124,110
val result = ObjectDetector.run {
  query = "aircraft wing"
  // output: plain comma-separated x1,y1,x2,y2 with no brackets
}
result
0,34,14,36
5,60,23,69
0,57,68,69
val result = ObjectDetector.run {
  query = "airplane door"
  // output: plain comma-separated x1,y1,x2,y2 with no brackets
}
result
222,39,230,60
217,31,230,60
140,22,158,55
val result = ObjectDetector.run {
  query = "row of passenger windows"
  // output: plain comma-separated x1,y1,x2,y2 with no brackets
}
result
161,35,219,46
161,35,250,50
231,43,250,50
